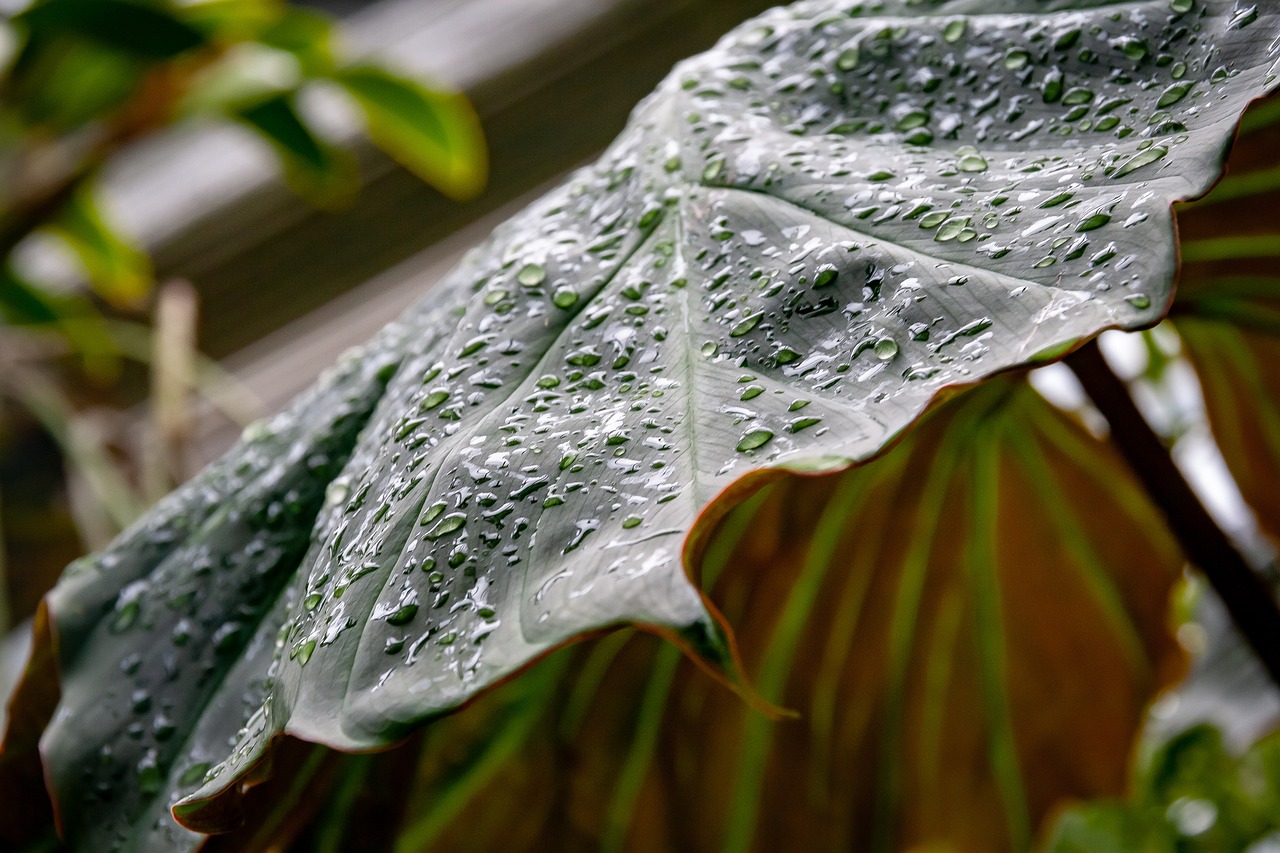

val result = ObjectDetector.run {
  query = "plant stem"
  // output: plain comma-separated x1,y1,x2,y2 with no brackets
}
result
1066,339,1280,688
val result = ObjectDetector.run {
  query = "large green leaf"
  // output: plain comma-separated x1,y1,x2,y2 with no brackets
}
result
5,0,1280,847
5,298,458,851
48,187,153,308
332,66,487,201
15,0,208,60
235,92,358,205
380,378,1186,853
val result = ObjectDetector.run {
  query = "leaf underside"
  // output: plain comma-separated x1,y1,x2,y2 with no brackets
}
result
5,0,1280,849
1174,88,1280,544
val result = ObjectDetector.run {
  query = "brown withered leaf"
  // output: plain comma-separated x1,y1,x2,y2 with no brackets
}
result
1174,90,1280,544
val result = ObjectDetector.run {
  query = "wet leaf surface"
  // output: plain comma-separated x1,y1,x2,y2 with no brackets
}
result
383,379,1187,853
4,0,1279,847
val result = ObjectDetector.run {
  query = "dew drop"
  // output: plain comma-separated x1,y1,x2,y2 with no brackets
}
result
111,601,140,633
386,604,419,626
1077,213,1112,232
552,287,579,309
730,312,763,337
421,390,449,411
1113,147,1168,178
935,218,968,242
1230,4,1258,28
895,110,930,131
836,46,860,71
517,263,546,287
426,512,467,540
297,639,316,666
1157,83,1192,108
1004,50,1030,70
420,501,446,525
736,429,774,452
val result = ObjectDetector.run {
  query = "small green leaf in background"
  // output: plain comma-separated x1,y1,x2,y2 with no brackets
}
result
0,267,123,381
16,0,208,60
333,65,487,200
48,187,152,308
175,0,289,43
0,267,69,326
1046,725,1280,852
258,8,336,77
235,91,357,205
7,38,143,130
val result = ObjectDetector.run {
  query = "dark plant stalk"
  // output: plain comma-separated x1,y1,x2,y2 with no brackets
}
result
1066,339,1280,688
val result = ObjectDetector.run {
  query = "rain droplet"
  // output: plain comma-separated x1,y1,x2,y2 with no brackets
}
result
1230,4,1258,28
110,601,139,633
420,501,446,525
297,639,316,666
895,110,931,131
421,390,449,411
874,338,900,360
1116,38,1148,61
1004,50,1030,70
553,287,579,309
736,429,774,452
517,263,546,286
935,218,968,242
426,512,467,540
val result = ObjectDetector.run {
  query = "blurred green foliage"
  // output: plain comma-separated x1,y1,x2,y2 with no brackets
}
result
1046,724,1280,852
